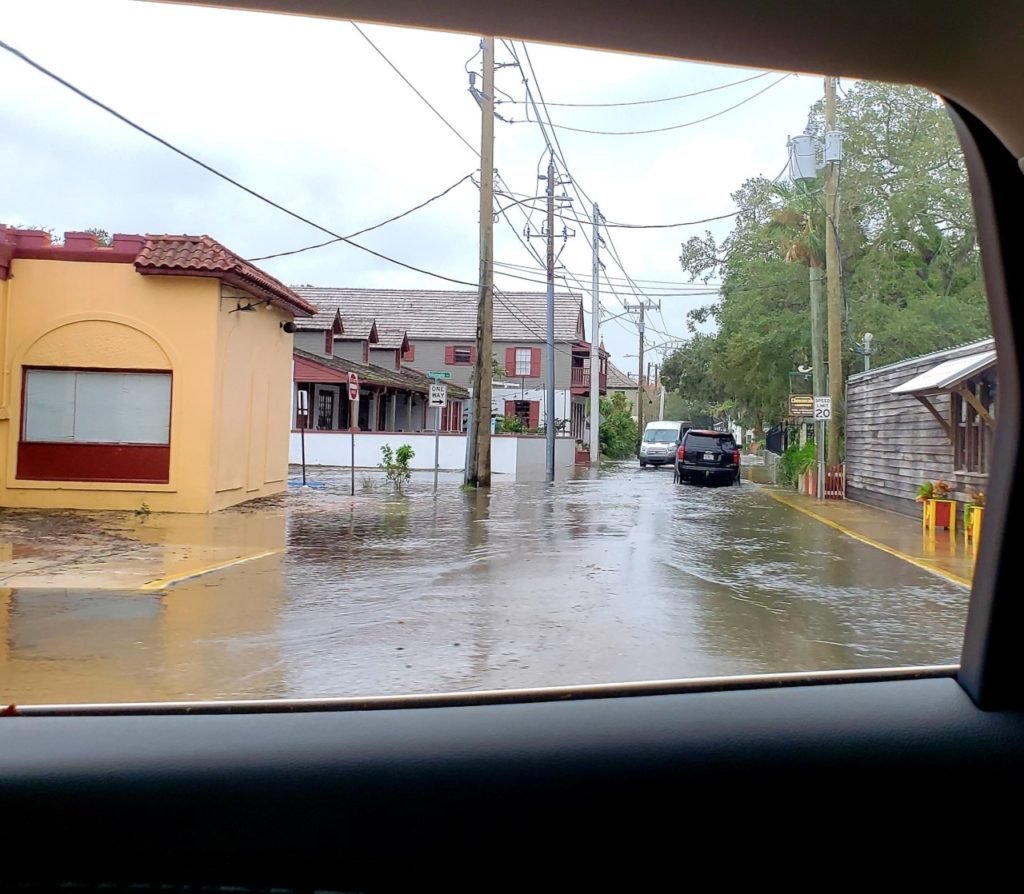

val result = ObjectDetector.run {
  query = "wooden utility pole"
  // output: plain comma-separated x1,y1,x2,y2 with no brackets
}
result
544,153,556,482
824,75,843,467
810,263,825,500
625,299,659,447
589,203,601,464
468,36,495,487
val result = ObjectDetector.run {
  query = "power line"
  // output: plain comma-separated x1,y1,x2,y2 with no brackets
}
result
351,22,479,158
519,74,791,136
0,35,481,289
502,69,774,108
248,173,474,261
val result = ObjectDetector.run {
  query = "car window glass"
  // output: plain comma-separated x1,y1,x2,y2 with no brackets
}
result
0,0,991,705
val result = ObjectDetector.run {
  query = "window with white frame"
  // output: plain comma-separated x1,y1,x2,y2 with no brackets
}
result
23,369,172,445
515,348,532,376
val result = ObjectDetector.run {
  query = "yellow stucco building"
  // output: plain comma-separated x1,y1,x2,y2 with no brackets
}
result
0,227,314,512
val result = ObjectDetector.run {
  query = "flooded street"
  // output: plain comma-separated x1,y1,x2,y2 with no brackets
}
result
1,463,968,704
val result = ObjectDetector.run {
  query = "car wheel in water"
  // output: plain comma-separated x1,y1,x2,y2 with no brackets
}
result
640,460,647,468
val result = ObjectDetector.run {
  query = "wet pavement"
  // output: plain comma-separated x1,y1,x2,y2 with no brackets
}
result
0,463,969,704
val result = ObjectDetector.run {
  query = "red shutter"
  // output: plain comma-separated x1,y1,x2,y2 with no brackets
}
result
469,347,478,364
530,348,541,377
528,401,540,430
505,347,517,375
362,341,369,363
324,330,333,355
403,344,416,362
445,346,455,364
504,400,516,419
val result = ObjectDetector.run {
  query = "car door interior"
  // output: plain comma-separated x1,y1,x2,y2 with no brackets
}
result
3,0,1023,888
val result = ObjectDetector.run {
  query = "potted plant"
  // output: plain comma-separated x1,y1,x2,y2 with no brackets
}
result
964,488,986,543
918,479,957,534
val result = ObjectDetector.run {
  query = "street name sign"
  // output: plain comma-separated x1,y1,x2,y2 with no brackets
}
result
813,396,833,420
429,383,448,407
427,370,452,379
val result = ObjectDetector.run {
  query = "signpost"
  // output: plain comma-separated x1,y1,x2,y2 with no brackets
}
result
348,372,359,496
813,396,831,500
429,381,447,492
297,388,308,486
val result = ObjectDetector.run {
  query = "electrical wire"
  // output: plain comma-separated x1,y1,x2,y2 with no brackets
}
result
503,69,774,108
351,23,479,158
247,173,475,261
0,35,484,289
519,74,791,136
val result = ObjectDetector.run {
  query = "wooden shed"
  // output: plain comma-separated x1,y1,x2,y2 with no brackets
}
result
845,338,995,515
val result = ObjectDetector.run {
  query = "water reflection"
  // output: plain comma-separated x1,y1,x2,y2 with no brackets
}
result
1,465,968,705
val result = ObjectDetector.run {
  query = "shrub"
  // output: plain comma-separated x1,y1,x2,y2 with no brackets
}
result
379,444,415,491
779,441,816,486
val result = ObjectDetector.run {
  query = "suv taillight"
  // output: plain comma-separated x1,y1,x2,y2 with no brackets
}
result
732,449,740,465
677,446,685,460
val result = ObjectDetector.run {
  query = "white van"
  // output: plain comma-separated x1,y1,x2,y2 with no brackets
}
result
639,420,691,467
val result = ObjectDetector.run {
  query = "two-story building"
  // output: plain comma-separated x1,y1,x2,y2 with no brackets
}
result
291,302,466,435
0,227,314,512
292,288,607,443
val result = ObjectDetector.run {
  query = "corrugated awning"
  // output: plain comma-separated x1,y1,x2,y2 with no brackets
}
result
891,350,997,395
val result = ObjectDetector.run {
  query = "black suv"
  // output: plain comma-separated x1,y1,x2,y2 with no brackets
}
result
674,429,741,485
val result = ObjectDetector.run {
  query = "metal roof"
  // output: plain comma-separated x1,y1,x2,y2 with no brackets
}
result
294,348,468,397
291,288,584,342
891,349,997,395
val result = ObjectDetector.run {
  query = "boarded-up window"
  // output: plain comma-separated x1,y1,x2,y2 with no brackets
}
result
23,369,171,445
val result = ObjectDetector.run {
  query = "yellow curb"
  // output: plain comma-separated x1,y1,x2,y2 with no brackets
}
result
139,548,284,592
768,490,972,589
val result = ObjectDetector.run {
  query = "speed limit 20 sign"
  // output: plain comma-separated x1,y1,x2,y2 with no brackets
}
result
813,396,833,420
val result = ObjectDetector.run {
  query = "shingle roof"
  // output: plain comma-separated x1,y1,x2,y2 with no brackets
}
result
294,348,468,398
136,235,316,316
334,316,378,342
370,326,409,351
291,288,584,342
606,361,638,390
295,307,343,333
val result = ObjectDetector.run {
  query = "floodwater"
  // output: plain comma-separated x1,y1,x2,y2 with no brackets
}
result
0,463,969,704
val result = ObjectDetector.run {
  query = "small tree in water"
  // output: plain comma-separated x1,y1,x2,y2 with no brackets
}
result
379,444,415,492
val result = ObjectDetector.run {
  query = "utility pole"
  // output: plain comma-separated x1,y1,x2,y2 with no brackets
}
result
824,75,843,468
467,36,495,487
624,298,660,446
544,153,556,482
589,203,601,465
810,263,825,500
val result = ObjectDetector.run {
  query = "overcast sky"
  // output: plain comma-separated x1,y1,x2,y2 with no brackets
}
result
0,0,829,371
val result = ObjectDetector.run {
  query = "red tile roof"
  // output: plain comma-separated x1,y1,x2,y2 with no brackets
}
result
136,235,316,316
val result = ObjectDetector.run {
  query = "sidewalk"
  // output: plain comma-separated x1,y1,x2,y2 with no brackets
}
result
769,490,974,588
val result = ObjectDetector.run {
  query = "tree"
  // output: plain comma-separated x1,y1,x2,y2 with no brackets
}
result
672,81,990,440
598,392,638,459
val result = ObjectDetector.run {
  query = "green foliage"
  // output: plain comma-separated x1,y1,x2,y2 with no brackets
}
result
495,415,523,434
779,441,817,486
599,392,638,459
85,228,112,247
492,356,506,378
671,82,990,434
379,444,414,491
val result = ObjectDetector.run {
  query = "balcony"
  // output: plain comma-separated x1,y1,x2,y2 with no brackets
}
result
571,365,607,394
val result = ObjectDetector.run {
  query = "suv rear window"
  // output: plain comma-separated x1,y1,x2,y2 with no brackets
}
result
685,434,735,450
